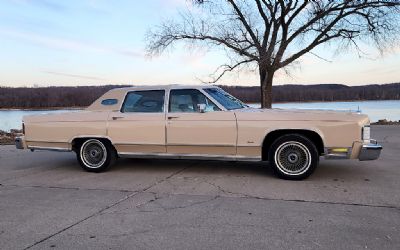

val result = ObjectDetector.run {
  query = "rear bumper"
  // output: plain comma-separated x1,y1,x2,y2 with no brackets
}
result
358,139,382,161
15,136,26,149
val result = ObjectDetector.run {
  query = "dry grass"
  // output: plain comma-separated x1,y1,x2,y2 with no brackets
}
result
0,129,22,145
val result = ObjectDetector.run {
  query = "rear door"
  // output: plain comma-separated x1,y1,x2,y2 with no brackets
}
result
107,90,166,154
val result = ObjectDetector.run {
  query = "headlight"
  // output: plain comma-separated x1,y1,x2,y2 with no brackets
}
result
362,125,370,141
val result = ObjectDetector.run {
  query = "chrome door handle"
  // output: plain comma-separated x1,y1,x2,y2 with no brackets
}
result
112,116,124,120
168,116,179,120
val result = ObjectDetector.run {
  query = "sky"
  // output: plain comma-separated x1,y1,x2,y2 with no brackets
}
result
0,0,399,87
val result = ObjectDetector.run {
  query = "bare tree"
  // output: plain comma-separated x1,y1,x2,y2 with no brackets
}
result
146,0,400,108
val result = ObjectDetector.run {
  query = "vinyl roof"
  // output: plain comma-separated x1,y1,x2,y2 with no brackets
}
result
113,84,219,92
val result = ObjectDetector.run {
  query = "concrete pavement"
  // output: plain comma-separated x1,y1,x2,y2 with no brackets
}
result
0,126,399,249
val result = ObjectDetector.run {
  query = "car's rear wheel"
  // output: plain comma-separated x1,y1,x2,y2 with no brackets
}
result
77,139,116,172
269,134,319,180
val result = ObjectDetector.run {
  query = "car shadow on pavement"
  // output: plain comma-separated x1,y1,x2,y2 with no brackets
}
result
14,151,370,181
113,157,272,176
109,157,363,181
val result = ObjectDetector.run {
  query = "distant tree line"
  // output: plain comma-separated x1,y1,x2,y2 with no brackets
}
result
0,83,399,109
0,85,128,109
220,83,400,103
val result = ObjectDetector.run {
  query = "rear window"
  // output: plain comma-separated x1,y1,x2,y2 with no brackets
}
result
121,90,165,113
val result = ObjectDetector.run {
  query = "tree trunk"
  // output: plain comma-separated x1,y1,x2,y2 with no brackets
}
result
259,66,274,109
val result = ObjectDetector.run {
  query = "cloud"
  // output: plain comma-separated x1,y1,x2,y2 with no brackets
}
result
12,0,68,12
42,70,108,81
115,49,143,58
0,28,144,58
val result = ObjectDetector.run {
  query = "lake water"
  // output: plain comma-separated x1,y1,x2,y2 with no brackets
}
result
0,109,74,132
1,100,399,131
250,100,400,122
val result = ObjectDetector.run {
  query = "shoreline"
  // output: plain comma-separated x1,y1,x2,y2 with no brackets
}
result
0,107,83,111
1,99,399,110
248,99,400,105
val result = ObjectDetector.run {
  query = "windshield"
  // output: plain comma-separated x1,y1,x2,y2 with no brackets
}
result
204,88,247,110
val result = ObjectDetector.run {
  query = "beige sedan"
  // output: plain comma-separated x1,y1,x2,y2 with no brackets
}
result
15,85,382,180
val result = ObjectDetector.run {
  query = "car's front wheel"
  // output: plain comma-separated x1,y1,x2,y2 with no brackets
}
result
77,139,117,172
269,134,319,180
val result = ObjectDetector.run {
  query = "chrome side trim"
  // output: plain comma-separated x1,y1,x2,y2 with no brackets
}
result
324,153,350,159
27,146,71,152
166,143,235,147
26,139,67,143
118,152,261,162
69,135,112,144
113,143,235,147
324,147,352,159
264,128,326,149
113,142,164,146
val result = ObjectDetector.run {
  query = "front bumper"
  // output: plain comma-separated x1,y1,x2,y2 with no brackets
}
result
358,139,382,161
15,136,26,149
324,139,382,161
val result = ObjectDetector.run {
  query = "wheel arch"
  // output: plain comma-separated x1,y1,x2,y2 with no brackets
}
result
262,129,324,161
71,136,115,153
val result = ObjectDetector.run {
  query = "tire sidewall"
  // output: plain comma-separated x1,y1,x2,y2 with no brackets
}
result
269,134,319,180
78,139,115,172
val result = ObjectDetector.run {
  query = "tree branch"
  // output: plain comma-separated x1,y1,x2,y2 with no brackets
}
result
206,58,256,83
227,0,262,50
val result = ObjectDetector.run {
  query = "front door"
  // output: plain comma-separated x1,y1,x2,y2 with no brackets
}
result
166,89,237,156
107,90,166,154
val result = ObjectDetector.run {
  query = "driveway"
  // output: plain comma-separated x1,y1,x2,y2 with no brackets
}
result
0,126,399,249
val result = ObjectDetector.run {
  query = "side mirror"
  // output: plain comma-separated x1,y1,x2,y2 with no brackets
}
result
197,104,206,113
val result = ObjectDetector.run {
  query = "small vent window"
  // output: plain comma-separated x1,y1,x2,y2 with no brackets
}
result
101,99,118,106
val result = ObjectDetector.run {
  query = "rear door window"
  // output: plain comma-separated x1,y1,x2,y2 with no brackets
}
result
121,90,165,113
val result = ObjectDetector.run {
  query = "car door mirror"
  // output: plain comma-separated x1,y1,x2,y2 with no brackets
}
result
197,103,206,113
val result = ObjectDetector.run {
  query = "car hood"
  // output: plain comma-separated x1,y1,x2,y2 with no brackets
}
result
234,107,370,125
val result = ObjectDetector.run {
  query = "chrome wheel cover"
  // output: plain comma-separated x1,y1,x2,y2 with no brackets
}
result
80,139,107,169
274,141,311,176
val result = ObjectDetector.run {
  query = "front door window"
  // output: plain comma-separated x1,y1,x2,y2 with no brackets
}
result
169,89,220,113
